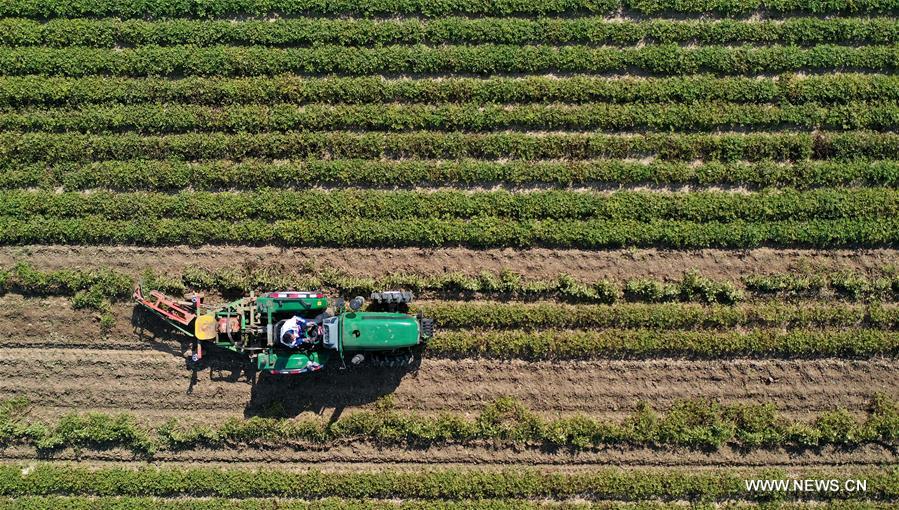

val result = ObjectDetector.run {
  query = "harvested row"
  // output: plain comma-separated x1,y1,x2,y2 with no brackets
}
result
4,102,899,133
4,18,899,47
1,0,894,18
0,464,895,500
2,75,897,107
1,395,897,453
4,131,899,163
3,189,898,222
1,45,898,77
1,216,897,248
5,159,899,191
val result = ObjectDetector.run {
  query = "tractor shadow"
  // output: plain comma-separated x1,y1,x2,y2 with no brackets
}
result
243,355,422,421
131,306,419,419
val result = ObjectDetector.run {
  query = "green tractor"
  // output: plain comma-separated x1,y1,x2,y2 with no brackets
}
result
134,287,434,375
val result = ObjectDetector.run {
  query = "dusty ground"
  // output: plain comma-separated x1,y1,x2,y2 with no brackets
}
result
2,246,897,281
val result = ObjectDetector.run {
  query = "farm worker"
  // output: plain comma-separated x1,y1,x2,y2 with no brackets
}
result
280,316,316,348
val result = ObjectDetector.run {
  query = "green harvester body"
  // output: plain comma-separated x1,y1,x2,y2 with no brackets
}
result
133,287,433,375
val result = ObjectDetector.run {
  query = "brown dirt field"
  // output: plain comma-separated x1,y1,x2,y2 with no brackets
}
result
2,246,897,281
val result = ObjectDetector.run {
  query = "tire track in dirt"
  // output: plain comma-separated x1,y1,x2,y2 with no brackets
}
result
0,348,894,420
2,246,897,282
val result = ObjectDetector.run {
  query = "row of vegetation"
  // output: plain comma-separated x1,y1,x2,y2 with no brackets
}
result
1,395,896,454
1,74,896,107
3,188,897,222
415,301,899,330
4,17,899,47
1,217,897,248
0,463,895,501
430,329,899,358
4,102,899,133
7,262,899,306
3,499,899,510
5,131,899,163
6,267,899,331
2,45,898,77
4,159,899,190
1,0,894,18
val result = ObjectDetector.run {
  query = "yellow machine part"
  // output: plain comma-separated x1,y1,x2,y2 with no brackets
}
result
194,314,218,340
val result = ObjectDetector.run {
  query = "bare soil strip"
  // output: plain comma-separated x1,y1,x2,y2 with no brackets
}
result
2,246,897,282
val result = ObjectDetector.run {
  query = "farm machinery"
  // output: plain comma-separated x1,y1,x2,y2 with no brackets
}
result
134,287,434,375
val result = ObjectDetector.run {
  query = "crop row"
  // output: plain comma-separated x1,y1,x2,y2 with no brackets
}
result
431,329,899,358
5,159,899,191
4,18,899,47
0,463,895,501
413,301,899,330
1,217,898,248
1,45,897,77
4,132,899,163
3,188,898,222
5,102,899,133
2,75,897,107
6,261,898,309
10,257,897,328
0,0,894,18
139,264,899,305
1,396,897,454
6,499,893,510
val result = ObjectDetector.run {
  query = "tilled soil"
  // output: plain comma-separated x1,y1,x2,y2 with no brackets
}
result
2,245,897,282
1,346,894,421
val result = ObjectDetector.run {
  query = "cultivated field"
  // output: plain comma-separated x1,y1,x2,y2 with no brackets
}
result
0,0,898,508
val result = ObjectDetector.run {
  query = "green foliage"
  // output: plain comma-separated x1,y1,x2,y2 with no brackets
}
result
1,45,897,78
5,264,899,308
744,271,899,301
2,396,897,454
0,0,893,18
7,159,899,191
0,465,893,500
5,498,893,510
1,217,897,248
417,301,899,330
3,188,897,223
3,17,899,48
5,101,899,133
2,74,899,108
428,329,899,359
5,131,899,166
